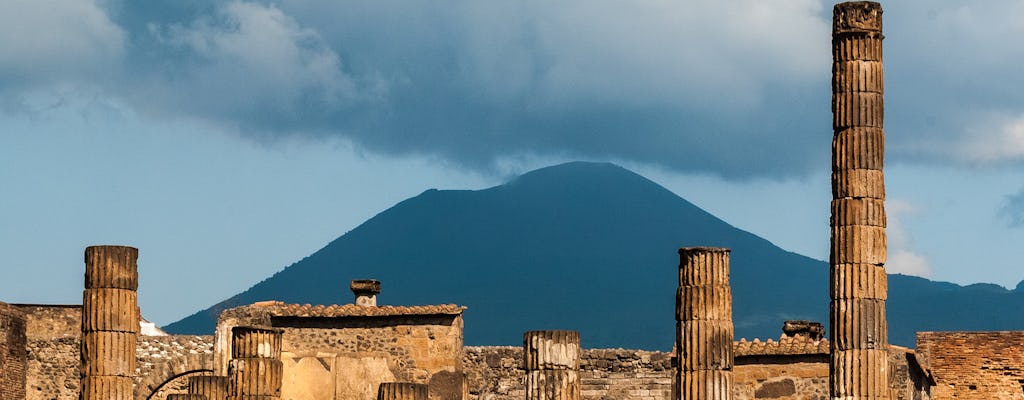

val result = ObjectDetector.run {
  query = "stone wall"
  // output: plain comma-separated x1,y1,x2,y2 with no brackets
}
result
0,303,27,400
17,304,81,400
135,335,215,400
916,331,1024,399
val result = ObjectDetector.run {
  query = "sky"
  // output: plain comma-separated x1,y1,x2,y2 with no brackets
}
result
1,0,1023,326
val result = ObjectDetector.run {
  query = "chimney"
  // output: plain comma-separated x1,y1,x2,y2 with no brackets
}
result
351,279,381,306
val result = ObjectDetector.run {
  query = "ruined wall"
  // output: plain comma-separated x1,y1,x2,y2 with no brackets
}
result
274,315,465,400
18,304,82,400
916,331,1024,399
135,335,215,400
0,303,27,400
464,347,833,400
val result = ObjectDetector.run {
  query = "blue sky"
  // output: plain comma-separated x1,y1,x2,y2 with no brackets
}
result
2,0,1023,325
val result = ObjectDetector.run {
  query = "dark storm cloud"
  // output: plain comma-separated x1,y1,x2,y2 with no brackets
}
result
8,0,1024,178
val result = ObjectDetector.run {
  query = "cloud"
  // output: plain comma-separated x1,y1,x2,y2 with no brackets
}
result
885,200,932,278
0,0,125,108
1000,188,1024,228
10,1,1024,178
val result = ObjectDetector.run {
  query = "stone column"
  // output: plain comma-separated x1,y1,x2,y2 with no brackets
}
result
351,279,381,306
81,245,139,400
189,375,227,400
830,2,889,400
228,326,283,399
676,247,732,400
523,330,581,400
378,382,428,400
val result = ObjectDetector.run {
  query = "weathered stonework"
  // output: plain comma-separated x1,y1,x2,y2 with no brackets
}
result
189,375,227,400
0,302,27,400
677,247,733,399
379,382,429,400
524,331,581,400
228,326,284,398
82,245,140,400
830,2,889,399
916,331,1024,399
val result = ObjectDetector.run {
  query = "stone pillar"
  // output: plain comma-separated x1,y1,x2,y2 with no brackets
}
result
81,245,139,400
676,247,732,400
228,326,283,399
351,279,381,306
378,382,428,400
830,2,889,400
189,375,227,400
523,330,581,400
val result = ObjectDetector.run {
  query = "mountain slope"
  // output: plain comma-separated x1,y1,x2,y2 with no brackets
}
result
164,162,1024,349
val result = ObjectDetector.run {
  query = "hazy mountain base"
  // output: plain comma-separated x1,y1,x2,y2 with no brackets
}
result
165,162,1024,349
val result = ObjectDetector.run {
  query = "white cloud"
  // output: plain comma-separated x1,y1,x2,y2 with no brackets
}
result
0,0,124,86
885,199,932,278
138,1,355,126
959,115,1024,163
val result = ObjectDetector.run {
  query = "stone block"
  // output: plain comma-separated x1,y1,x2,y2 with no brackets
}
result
676,321,733,371
830,225,886,265
677,370,730,400
189,375,227,400
84,245,138,290
830,299,888,351
833,92,884,129
677,247,729,287
228,358,283,397
81,375,134,400
526,370,580,400
82,289,139,333
231,326,282,359
80,331,137,376
675,285,732,321
833,127,884,170
523,331,580,370
831,263,887,300
830,348,889,398
831,198,886,228
377,382,427,400
833,60,884,94
831,168,885,199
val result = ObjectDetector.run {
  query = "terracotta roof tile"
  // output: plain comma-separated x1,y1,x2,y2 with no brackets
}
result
734,336,829,356
245,301,466,317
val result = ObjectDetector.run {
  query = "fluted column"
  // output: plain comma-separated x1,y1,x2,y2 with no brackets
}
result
523,330,580,400
676,247,732,400
190,375,227,400
378,382,428,400
228,326,283,400
81,245,139,400
830,2,889,400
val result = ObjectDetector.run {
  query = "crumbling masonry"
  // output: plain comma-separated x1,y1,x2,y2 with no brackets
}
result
830,2,889,399
524,330,581,400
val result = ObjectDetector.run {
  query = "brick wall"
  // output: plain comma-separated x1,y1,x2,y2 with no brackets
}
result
0,303,27,400
917,331,1024,399
17,304,81,400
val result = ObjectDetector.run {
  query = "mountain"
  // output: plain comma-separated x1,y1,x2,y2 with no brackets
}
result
164,162,1024,349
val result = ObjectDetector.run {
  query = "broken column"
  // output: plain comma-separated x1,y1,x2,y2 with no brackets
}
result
377,382,428,400
189,375,227,400
81,245,139,400
830,2,889,399
523,330,581,400
676,247,732,400
351,279,381,306
228,326,283,399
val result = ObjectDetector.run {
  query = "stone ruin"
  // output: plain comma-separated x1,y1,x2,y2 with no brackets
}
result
0,2,1022,400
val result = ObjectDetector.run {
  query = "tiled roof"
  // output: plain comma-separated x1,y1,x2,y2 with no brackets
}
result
250,301,466,317
734,336,829,356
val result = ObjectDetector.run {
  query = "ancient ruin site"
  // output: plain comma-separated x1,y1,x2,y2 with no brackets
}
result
1,2,1022,400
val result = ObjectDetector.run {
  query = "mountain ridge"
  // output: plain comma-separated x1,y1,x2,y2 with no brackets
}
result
165,161,1024,349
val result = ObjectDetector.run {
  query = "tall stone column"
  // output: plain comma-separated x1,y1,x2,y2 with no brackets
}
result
190,375,227,400
676,247,733,400
378,382,428,400
523,330,581,400
228,326,283,400
81,245,139,400
830,2,889,400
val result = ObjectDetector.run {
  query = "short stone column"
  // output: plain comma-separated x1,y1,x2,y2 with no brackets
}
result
351,279,381,306
676,247,733,400
523,330,581,400
228,326,283,399
189,375,227,400
81,245,139,400
830,2,889,399
378,382,428,400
